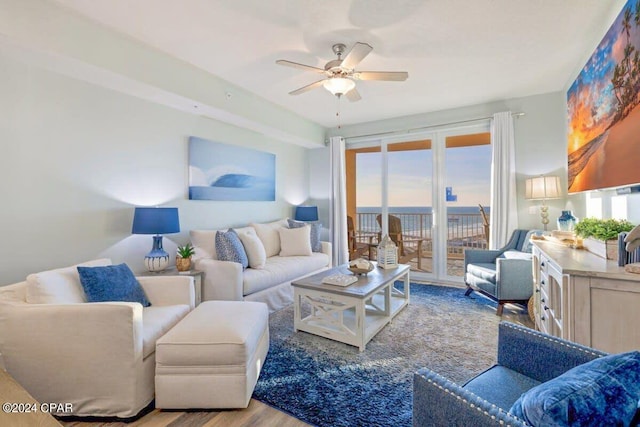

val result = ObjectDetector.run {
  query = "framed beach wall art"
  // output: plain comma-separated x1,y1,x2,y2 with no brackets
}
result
188,136,276,201
567,0,640,193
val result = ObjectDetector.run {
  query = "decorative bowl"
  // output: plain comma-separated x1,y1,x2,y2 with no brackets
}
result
348,264,374,275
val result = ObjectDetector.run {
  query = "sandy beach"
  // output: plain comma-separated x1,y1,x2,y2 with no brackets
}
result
569,104,640,192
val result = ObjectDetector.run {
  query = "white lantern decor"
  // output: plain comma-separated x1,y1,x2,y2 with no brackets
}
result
377,234,398,269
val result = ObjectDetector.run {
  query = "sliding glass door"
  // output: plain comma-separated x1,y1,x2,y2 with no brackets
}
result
346,122,491,283
441,128,492,281
387,140,433,274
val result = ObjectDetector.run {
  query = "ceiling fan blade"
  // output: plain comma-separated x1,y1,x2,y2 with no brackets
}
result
289,79,326,95
345,88,362,102
340,42,373,70
353,71,409,81
276,59,325,73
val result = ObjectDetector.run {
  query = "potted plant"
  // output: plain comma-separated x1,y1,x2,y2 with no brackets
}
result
176,243,195,272
574,218,634,260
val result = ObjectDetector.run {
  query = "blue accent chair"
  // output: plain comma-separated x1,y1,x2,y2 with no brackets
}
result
413,322,607,427
464,229,535,315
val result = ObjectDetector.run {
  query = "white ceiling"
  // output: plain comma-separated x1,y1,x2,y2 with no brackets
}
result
51,0,624,128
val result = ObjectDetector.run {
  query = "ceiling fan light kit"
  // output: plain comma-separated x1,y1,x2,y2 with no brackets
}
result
323,77,356,95
276,42,408,101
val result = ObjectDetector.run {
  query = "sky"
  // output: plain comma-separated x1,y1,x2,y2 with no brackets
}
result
355,144,492,207
567,0,640,153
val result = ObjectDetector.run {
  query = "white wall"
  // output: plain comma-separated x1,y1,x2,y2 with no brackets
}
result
0,0,325,149
0,54,309,285
321,91,568,230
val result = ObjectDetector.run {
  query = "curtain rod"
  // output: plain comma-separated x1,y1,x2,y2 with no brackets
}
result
338,111,525,143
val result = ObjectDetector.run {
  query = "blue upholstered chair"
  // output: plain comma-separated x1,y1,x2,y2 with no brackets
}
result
464,229,536,315
413,322,611,426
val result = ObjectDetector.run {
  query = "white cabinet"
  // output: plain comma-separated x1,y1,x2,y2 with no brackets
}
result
532,241,640,353
532,246,568,339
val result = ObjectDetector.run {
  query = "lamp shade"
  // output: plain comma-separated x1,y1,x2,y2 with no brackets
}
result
295,206,319,222
132,207,180,235
525,176,562,200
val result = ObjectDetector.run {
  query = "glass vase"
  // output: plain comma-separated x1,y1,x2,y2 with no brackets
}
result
557,210,578,232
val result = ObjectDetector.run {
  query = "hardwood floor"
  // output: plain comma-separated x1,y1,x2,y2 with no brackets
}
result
60,399,309,427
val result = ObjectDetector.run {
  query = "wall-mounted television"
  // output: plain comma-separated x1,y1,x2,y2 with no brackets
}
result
567,0,640,193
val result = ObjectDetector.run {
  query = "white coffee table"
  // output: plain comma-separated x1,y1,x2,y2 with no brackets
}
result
291,263,410,351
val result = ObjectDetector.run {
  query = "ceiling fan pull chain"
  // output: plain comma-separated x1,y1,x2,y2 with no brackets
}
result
336,94,342,129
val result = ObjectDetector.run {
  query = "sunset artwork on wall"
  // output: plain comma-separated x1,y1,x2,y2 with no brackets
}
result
567,0,640,193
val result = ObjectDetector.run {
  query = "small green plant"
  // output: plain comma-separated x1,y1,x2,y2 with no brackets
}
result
574,217,634,241
177,243,195,258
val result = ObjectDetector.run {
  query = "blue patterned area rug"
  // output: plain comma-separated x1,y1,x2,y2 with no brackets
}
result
253,283,504,427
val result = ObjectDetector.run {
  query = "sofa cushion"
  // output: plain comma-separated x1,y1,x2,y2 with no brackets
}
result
243,253,330,295
142,304,191,358
237,228,267,269
279,226,312,257
215,229,249,269
77,263,151,307
190,229,217,260
463,365,541,410
156,301,268,367
466,262,497,283
250,219,288,257
509,351,640,426
288,219,322,252
26,258,113,304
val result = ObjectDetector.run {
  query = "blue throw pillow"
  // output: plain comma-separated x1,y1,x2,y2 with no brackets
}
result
77,263,151,307
509,351,640,426
520,230,541,253
215,229,249,269
288,219,322,252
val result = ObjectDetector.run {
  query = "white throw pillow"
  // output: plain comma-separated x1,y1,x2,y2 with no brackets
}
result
279,226,312,257
189,230,218,260
251,221,285,257
502,250,533,260
26,258,113,304
237,228,267,269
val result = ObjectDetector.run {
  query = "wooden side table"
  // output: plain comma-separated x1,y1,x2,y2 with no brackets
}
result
138,268,205,306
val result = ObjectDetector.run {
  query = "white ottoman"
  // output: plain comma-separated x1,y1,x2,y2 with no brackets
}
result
155,300,269,409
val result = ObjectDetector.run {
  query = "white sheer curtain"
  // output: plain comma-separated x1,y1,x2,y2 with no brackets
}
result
329,136,348,266
489,111,518,249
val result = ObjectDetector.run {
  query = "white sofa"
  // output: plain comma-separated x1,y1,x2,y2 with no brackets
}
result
191,219,332,312
0,259,195,418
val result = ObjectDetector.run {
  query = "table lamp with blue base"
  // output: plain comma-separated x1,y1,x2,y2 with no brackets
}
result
132,207,180,272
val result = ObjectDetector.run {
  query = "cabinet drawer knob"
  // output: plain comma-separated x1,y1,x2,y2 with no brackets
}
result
541,280,545,285
541,262,545,267
544,305,549,311
541,316,546,321
541,298,545,303
535,288,540,293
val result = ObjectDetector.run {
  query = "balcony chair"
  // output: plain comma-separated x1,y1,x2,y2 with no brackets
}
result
413,322,640,426
464,229,536,315
347,215,369,260
478,204,490,243
372,214,424,269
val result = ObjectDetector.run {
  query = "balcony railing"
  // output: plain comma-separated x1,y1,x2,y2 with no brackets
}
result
354,211,488,258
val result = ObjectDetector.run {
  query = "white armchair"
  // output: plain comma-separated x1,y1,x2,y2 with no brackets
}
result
0,267,195,418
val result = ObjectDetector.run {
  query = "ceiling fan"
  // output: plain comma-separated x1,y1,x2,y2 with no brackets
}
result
276,42,408,102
